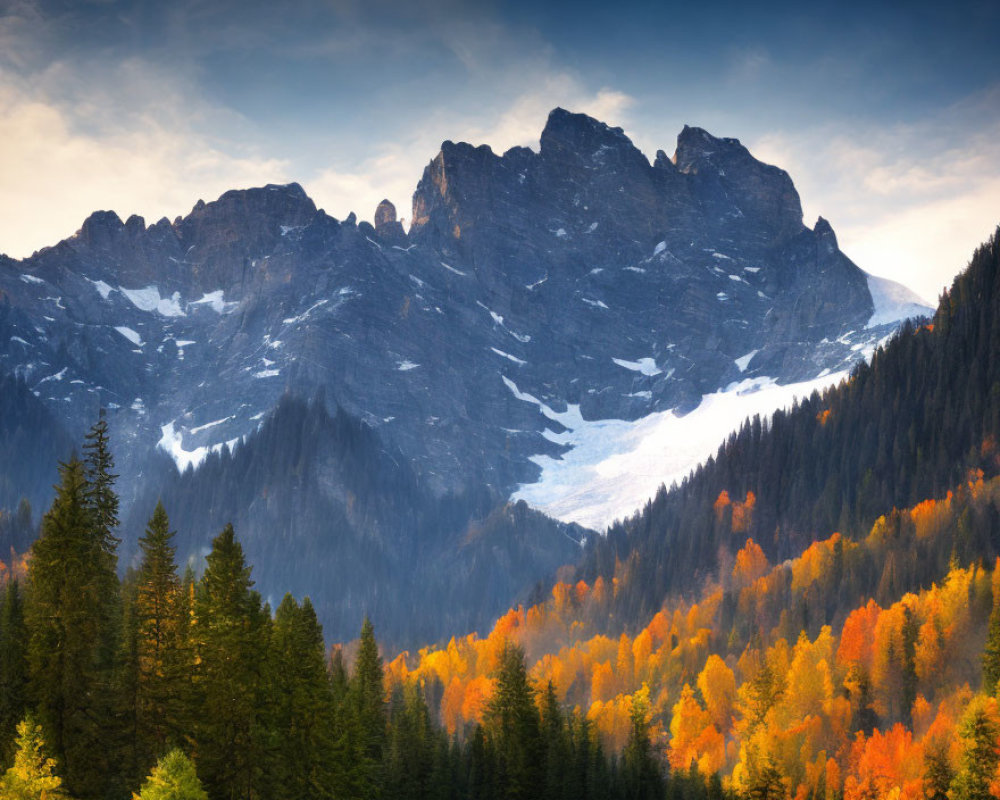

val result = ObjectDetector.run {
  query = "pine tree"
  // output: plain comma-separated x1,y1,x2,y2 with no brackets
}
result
483,643,543,800
135,749,208,800
951,696,1000,800
269,595,337,800
923,742,953,800
191,524,270,800
351,616,386,792
621,686,663,800
0,580,28,767
0,715,68,800
135,502,185,762
26,457,119,799
82,411,119,553
384,682,434,800
982,595,1000,695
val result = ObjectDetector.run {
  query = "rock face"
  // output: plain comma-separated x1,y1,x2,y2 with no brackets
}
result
0,108,931,638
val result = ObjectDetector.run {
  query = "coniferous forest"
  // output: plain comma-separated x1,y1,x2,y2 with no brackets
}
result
2,229,1000,800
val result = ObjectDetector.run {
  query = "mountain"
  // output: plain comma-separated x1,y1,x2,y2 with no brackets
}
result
399,228,1000,800
576,226,1000,625
0,108,931,640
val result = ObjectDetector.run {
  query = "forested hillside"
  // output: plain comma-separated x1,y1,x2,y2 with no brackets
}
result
582,228,1000,623
124,395,587,644
2,229,999,800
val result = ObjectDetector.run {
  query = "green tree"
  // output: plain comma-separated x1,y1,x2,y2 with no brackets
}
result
483,644,542,800
82,410,119,553
135,749,208,800
191,524,270,800
951,696,1000,800
0,715,69,800
269,595,337,800
384,683,434,800
26,457,119,799
0,580,28,766
982,594,1000,695
135,502,185,761
922,742,953,800
621,686,663,800
348,615,386,797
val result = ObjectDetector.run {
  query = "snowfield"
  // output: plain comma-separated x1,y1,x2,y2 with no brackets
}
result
509,371,850,532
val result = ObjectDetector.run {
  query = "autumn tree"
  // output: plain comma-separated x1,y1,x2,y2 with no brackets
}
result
0,716,68,800
135,749,208,800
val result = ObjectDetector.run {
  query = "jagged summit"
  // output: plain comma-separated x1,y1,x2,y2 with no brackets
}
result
0,106,932,637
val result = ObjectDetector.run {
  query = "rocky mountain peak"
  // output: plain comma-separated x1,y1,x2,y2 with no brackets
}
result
539,107,648,173
77,209,126,250
374,198,406,243
814,216,839,250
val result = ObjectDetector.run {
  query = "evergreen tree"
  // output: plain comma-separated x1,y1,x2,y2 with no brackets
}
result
26,457,119,799
483,643,543,800
951,696,1000,800
135,749,208,800
82,411,119,553
269,595,337,800
191,524,270,800
351,616,387,794
922,743,953,800
901,605,919,725
0,715,68,800
0,580,28,767
135,502,185,762
540,681,569,800
384,683,434,800
621,686,663,800
982,594,1000,695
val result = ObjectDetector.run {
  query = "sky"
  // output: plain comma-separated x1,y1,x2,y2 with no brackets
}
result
1,0,998,301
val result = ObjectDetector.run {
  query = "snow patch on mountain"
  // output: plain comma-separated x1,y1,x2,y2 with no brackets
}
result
510,371,849,532
735,350,758,372
87,278,114,299
612,357,661,376
190,290,237,314
120,286,185,317
114,326,143,346
865,274,933,328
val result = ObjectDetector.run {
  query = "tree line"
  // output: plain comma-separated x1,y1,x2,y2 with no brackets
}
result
0,416,720,800
581,226,1000,626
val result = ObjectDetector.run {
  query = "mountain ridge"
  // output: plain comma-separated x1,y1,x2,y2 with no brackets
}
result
0,107,933,640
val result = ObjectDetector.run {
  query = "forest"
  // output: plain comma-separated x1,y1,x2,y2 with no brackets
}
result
1,228,1000,800
0,419,700,800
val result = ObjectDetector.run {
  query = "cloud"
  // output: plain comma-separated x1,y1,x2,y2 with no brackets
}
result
749,86,1000,301
0,66,290,258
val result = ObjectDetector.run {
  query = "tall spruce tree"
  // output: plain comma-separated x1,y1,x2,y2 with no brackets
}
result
192,524,270,800
351,615,387,793
0,580,28,767
82,410,119,553
269,595,337,800
951,696,1000,800
621,686,663,800
135,502,185,762
483,644,543,800
982,594,1000,695
26,457,119,799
